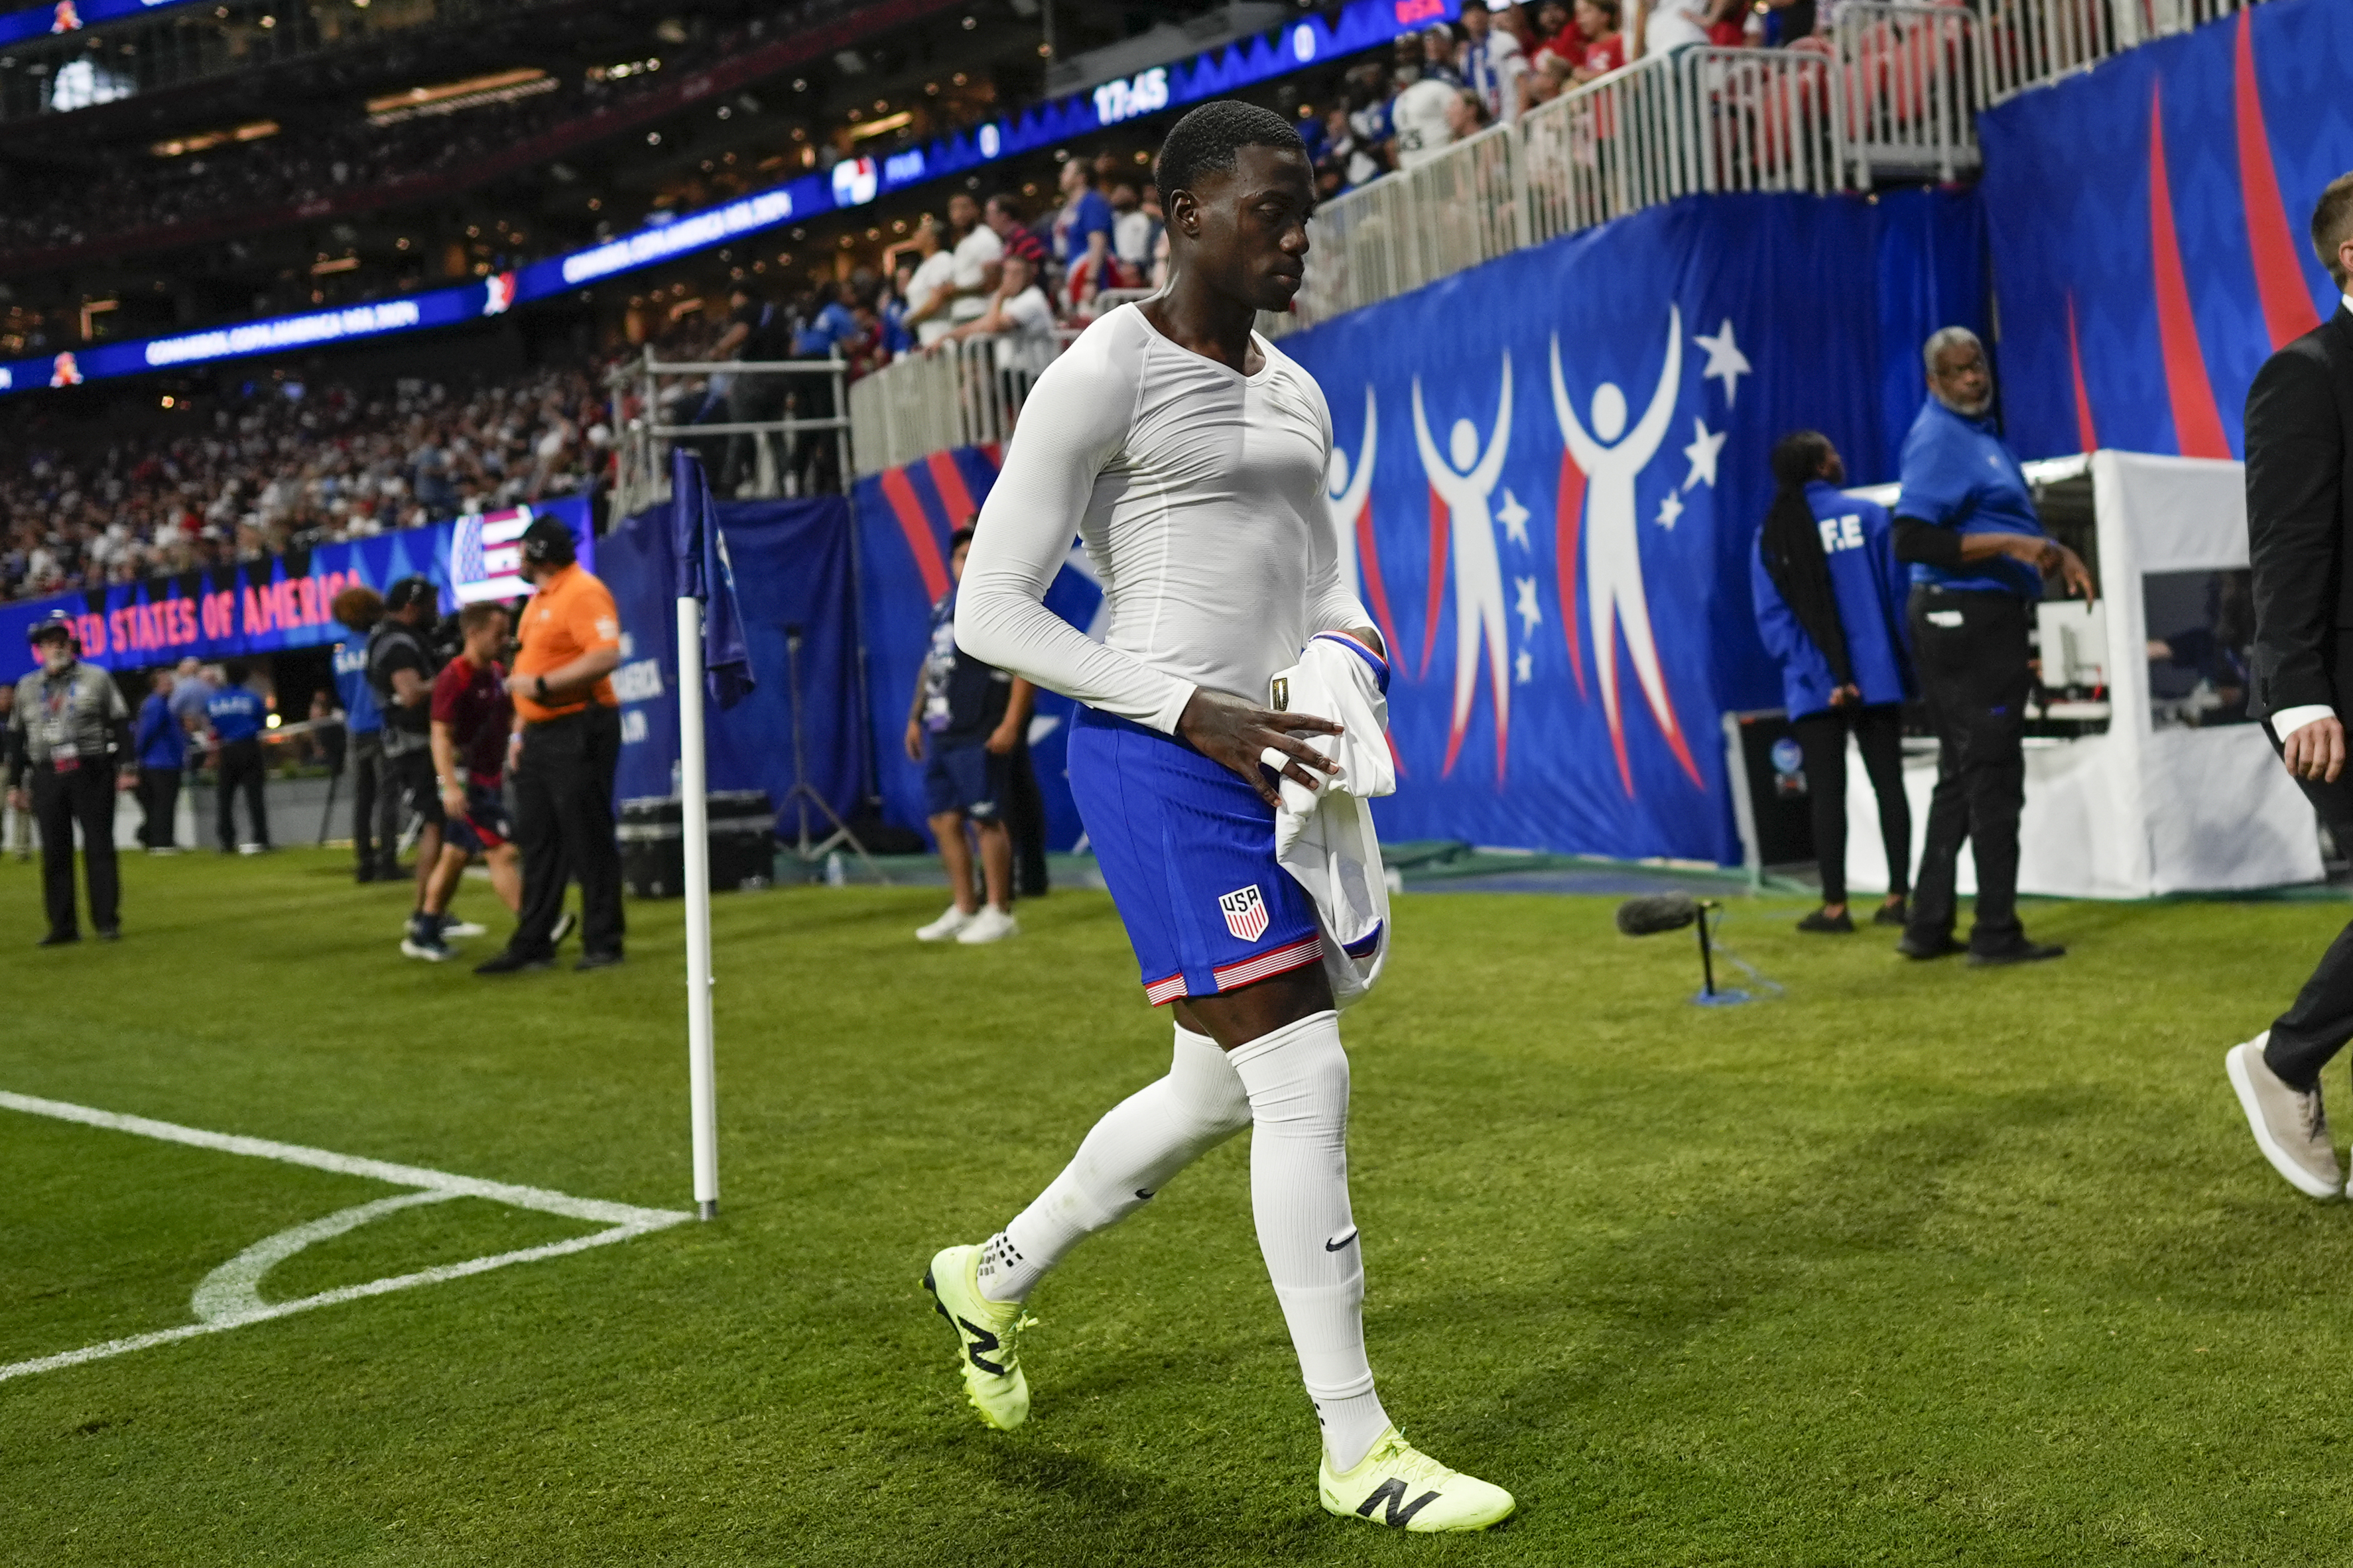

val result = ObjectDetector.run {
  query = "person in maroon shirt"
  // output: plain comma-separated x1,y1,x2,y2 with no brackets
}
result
402,601,531,962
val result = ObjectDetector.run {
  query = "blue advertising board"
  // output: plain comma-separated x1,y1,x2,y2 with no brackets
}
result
0,495,592,679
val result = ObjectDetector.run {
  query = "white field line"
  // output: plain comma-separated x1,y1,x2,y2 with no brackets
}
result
0,1090,692,1384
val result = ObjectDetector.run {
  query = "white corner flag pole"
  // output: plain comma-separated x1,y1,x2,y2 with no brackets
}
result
676,594,720,1221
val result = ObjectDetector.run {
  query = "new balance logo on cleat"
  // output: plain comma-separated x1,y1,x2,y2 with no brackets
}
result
954,1316,1006,1375
1220,884,1269,942
1357,1479,1443,1528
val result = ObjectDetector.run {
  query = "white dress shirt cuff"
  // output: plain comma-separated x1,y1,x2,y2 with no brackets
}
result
2269,704,2336,743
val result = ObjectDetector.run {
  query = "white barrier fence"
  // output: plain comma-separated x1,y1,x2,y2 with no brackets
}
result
1978,0,2267,104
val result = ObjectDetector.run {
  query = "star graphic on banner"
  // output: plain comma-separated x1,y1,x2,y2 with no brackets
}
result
1694,318,1751,406
1515,648,1533,685
1683,418,1726,492
1655,491,1685,531
1514,575,1543,637
1497,487,1531,549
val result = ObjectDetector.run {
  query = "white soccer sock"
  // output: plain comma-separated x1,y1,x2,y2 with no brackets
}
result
978,1020,1251,1303
1227,1010,1391,1474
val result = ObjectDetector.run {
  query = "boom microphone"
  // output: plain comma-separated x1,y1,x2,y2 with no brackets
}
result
1616,893,1701,937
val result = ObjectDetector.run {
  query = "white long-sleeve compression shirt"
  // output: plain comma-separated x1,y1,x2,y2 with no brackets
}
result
954,303,1370,733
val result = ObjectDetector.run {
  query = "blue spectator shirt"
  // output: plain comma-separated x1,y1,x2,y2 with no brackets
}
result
206,684,265,743
1894,397,2048,598
794,300,858,357
333,641,382,735
135,691,186,769
1750,483,1916,719
1053,188,1115,267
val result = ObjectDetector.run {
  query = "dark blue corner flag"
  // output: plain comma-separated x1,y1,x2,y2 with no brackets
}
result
670,448,755,709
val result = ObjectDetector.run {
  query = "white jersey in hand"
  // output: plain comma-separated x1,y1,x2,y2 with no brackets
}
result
956,304,1369,733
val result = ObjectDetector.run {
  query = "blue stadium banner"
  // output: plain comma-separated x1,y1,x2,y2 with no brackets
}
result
602,494,861,822
853,446,1098,851
1980,0,2350,462
1270,190,1983,864
0,495,592,678
0,0,1457,394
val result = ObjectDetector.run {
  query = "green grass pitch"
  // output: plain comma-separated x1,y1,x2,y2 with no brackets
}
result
7,847,2353,1565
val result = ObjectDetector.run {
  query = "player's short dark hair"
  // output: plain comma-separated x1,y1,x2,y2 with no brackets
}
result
457,601,509,635
1154,100,1307,202
949,524,978,551
2312,172,2353,288
986,192,1023,221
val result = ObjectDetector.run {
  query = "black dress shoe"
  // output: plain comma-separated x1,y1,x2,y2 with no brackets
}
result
354,863,379,884
1968,939,2067,967
474,949,553,976
1897,932,1964,960
1873,896,1909,928
573,949,624,971
1796,908,1854,934
95,928,120,943
36,931,79,947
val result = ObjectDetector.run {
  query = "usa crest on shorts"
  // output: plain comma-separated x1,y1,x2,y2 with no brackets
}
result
1219,884,1269,943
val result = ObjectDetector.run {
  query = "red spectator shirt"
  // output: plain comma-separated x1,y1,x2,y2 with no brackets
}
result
430,653,513,785
1579,32,1627,74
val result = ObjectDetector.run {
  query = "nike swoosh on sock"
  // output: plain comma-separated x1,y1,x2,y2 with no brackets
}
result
1324,1228,1358,1252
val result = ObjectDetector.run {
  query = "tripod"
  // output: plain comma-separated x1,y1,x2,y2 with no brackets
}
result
777,625,882,882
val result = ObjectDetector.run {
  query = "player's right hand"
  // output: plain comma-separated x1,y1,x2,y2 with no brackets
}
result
1178,688,1341,811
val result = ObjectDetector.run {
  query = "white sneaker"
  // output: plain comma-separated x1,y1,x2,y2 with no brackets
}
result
440,918,487,939
956,906,1021,945
2226,1034,2342,1199
917,905,978,942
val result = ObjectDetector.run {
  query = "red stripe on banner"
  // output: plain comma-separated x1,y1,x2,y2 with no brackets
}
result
879,467,950,601
923,450,982,529
1354,499,1403,671
1556,452,1587,697
1419,485,1448,680
2148,88,2234,459
1383,727,1407,780
1441,692,1469,778
2234,11,2322,350
1655,694,1702,789
2067,292,2100,454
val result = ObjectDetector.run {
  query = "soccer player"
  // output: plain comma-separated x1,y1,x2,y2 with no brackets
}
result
402,602,526,963
925,101,1515,1533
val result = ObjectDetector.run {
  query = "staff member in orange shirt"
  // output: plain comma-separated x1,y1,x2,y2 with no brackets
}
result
476,517,627,975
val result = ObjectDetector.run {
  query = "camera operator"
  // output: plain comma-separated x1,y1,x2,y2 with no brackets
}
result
1890,326,2094,967
5,612,133,945
367,575,445,928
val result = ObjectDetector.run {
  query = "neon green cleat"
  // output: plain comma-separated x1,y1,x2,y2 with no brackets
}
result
922,1243,1033,1431
1319,1427,1516,1532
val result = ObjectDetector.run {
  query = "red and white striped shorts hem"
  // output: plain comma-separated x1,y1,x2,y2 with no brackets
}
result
1141,935,1325,1005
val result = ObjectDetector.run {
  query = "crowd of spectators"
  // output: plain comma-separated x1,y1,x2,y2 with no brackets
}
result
0,361,617,603
1304,0,1834,199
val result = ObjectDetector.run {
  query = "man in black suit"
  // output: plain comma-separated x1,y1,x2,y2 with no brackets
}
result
2227,172,2353,1201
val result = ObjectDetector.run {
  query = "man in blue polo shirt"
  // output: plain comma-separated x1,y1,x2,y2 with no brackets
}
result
205,660,271,853
1890,326,2094,967
332,585,399,882
133,668,186,853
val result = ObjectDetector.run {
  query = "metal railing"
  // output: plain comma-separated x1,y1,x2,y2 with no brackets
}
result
848,336,1034,477
1829,2,1980,182
609,353,852,518
1976,0,2267,105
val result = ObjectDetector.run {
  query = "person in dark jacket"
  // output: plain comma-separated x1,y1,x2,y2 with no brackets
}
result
5,612,133,943
1751,431,1915,933
133,667,186,853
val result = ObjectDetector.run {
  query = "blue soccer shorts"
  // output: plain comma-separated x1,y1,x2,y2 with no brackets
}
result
922,737,1008,821
1066,705,1323,1006
444,779,511,856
